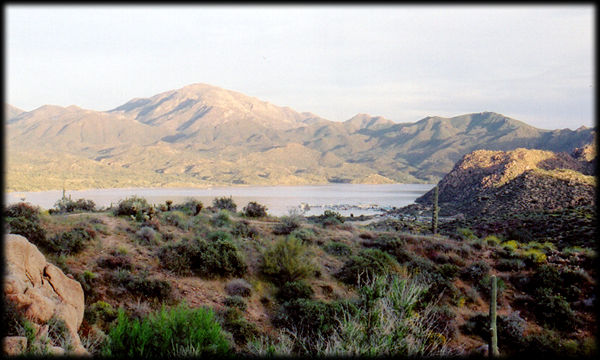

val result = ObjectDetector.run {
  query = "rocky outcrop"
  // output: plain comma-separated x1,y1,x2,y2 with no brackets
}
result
415,147,596,217
4,234,88,355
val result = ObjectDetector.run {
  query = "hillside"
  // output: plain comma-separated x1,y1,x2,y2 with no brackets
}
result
414,146,596,218
5,83,596,191
4,197,595,356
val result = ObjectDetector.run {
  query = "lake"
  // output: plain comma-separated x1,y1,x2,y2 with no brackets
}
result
5,184,434,216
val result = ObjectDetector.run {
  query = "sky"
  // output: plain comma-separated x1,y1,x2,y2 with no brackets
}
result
5,5,595,130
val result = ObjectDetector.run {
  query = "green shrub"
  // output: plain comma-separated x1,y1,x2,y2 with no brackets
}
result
5,216,47,247
207,230,232,242
483,235,502,246
462,312,527,353
273,298,357,338
158,237,246,278
211,210,232,228
336,249,399,285
97,253,133,270
52,197,96,213
277,280,315,302
318,210,344,226
220,307,258,346
76,270,98,300
289,228,316,243
172,199,203,216
232,220,259,239
457,227,477,241
104,303,230,357
261,237,315,285
213,196,237,212
163,211,188,230
85,301,118,330
224,295,247,311
323,241,352,256
113,196,152,218
273,215,302,235
110,270,172,301
533,288,578,331
243,201,268,217
46,227,94,255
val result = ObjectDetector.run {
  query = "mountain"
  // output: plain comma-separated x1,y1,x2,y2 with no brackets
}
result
5,83,596,191
415,146,596,217
5,104,24,120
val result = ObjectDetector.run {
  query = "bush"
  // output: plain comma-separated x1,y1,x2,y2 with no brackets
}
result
533,288,577,330
4,202,41,220
336,249,399,285
104,304,230,357
457,227,477,241
213,196,237,212
220,307,258,346
5,216,47,247
232,220,259,239
46,227,94,255
225,279,252,297
113,196,152,218
323,241,352,256
172,199,203,216
211,210,232,228
52,197,96,213
158,237,247,278
224,295,247,311
460,260,491,282
273,215,302,235
207,230,232,242
163,211,188,230
277,280,315,302
261,237,315,285
318,210,344,226
85,301,118,330
110,270,172,300
462,312,527,353
97,253,133,271
496,258,526,271
135,226,161,245
273,298,357,338
483,235,502,246
289,228,316,243
243,201,268,217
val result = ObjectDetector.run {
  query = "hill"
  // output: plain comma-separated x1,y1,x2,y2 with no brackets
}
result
415,146,596,217
5,83,596,191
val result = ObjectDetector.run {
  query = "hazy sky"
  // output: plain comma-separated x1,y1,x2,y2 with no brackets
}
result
6,5,594,129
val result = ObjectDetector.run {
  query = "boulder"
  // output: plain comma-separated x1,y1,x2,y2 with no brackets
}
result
4,234,88,355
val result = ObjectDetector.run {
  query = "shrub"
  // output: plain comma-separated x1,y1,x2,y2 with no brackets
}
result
277,280,315,302
172,198,203,216
76,270,98,300
273,298,357,338
207,230,233,242
289,228,316,243
273,215,302,235
460,260,491,282
225,278,252,297
243,201,268,217
220,307,258,346
532,288,577,330
496,258,526,271
5,216,47,247
52,197,96,213
483,235,502,246
323,241,352,256
457,227,477,241
110,270,172,300
213,196,237,212
85,301,118,330
261,237,315,285
135,226,161,245
4,202,41,220
336,249,399,285
163,211,188,230
318,210,344,226
224,295,247,311
158,237,247,278
501,240,520,252
462,312,527,353
211,210,232,228
232,220,259,239
46,227,94,255
97,253,133,270
113,196,152,218
103,303,230,357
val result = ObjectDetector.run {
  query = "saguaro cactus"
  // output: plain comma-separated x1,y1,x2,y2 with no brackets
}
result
489,275,499,357
432,185,439,235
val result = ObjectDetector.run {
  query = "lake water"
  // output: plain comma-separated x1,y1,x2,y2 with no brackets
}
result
5,184,434,217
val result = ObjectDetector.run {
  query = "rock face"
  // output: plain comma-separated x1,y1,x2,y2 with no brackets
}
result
416,147,596,217
4,234,87,355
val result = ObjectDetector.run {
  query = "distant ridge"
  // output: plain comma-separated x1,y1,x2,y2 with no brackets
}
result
5,83,596,191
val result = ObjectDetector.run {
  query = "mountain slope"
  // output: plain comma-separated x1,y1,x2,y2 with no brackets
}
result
5,84,596,191
415,146,596,217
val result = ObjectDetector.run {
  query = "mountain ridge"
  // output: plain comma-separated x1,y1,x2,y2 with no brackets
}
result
5,83,596,191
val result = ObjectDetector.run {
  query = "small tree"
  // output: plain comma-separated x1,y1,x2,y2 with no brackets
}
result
431,185,439,235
